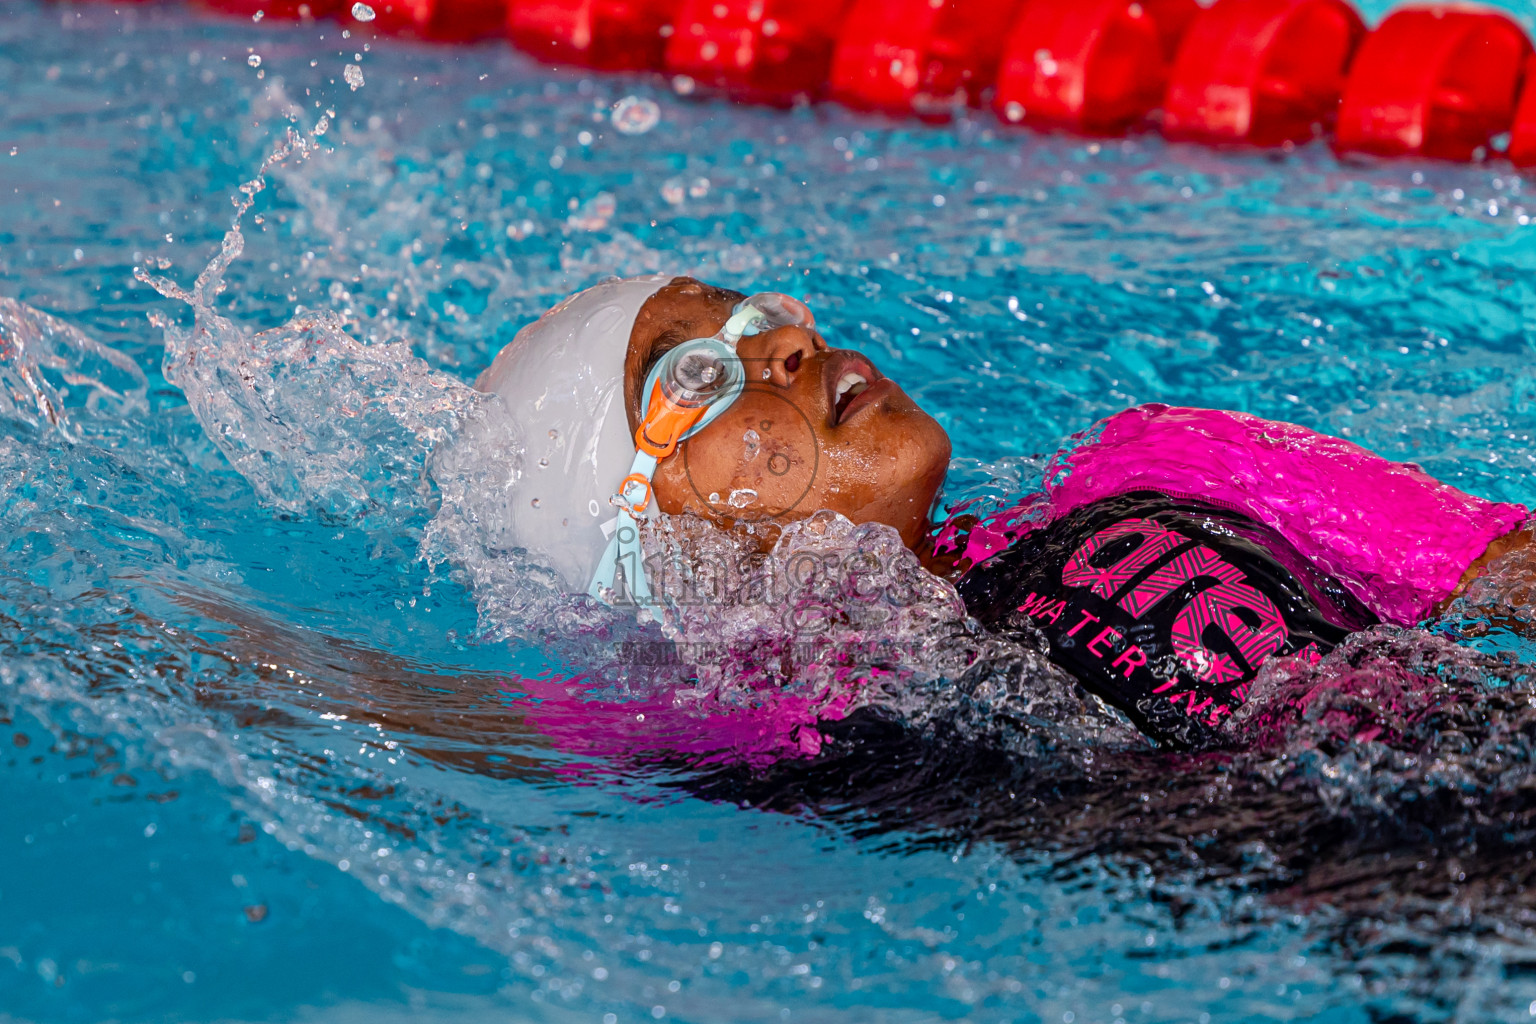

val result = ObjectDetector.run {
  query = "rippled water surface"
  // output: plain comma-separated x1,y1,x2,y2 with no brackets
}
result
10,2,1536,1021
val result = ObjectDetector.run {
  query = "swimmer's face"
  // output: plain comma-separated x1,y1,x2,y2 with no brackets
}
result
624,278,952,549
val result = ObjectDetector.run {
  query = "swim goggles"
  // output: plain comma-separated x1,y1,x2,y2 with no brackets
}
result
588,292,815,605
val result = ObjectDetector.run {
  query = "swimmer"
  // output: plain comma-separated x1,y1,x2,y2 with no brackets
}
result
476,275,1531,749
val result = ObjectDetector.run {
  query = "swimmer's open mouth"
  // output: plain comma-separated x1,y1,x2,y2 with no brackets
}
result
825,350,891,426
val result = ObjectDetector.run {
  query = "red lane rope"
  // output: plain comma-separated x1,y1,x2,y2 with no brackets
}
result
168,0,1536,164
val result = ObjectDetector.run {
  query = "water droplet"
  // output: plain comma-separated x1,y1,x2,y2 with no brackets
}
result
350,1,375,20
343,64,364,91
761,368,770,379
537,458,549,468
247,54,262,68
611,96,661,136
548,429,559,440
708,492,720,504
727,488,758,509
530,498,541,508
251,9,264,20
588,499,600,517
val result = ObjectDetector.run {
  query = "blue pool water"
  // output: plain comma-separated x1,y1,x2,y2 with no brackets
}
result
10,2,1536,1021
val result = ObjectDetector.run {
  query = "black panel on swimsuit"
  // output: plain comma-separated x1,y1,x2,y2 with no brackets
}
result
957,491,1378,749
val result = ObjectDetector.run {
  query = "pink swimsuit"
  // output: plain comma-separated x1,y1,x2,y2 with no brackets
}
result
942,404,1528,626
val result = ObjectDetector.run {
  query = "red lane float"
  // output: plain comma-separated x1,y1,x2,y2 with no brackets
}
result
1336,6,1530,161
351,0,508,41
1509,56,1536,166
664,0,854,104
993,0,1198,133
1141,0,1200,64
827,0,1024,119
1163,0,1365,146
507,0,680,70
197,0,341,17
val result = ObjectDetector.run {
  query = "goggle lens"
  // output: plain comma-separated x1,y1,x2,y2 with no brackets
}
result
722,291,815,342
738,292,814,331
665,347,731,405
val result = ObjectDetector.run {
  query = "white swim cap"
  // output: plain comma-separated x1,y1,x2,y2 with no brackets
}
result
472,274,673,591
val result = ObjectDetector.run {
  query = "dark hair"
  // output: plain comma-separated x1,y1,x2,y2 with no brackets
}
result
639,326,690,382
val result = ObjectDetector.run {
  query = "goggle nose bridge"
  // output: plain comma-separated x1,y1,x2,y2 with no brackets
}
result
720,292,816,344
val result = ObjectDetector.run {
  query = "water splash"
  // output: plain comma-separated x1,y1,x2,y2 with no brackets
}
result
135,122,483,530
0,298,147,442
136,122,320,313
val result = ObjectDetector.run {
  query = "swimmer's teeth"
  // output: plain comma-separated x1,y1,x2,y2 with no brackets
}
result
834,371,868,422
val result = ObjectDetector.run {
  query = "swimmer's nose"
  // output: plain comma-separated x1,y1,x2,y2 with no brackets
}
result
744,326,827,387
